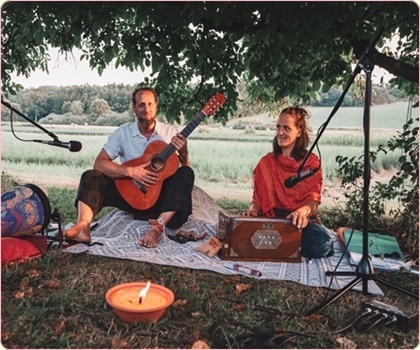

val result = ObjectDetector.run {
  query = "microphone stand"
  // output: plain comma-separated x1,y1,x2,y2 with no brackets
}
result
1,99,60,141
307,28,418,315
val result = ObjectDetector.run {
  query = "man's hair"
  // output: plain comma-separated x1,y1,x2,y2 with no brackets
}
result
272,106,312,160
131,86,159,106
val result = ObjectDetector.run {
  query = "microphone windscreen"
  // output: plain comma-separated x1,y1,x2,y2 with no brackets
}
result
69,141,82,152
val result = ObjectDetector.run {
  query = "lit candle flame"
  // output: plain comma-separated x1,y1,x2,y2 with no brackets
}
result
138,281,151,304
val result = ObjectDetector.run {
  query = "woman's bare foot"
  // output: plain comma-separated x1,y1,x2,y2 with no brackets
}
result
64,222,91,243
139,226,162,248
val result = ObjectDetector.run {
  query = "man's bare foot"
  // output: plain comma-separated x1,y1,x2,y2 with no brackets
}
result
139,226,162,248
64,222,91,243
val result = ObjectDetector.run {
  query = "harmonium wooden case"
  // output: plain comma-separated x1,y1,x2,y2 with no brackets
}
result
216,212,302,263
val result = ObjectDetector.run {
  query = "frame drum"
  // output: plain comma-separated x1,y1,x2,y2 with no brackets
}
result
1,184,51,237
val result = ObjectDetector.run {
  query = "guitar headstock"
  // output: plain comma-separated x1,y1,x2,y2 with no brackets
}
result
202,93,226,116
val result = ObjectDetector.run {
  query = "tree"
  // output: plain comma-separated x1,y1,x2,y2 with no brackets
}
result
1,2,418,123
68,100,84,115
88,98,113,121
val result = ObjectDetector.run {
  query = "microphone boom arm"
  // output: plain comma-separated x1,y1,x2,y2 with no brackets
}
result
297,26,384,174
1,99,60,140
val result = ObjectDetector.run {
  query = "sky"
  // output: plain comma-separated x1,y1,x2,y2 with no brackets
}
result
10,46,394,89
10,48,151,88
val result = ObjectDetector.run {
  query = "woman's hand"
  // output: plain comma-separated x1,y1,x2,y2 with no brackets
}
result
287,201,319,229
242,209,259,217
242,204,260,217
286,209,309,229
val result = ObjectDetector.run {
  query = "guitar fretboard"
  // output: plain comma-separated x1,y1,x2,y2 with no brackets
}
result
158,110,206,162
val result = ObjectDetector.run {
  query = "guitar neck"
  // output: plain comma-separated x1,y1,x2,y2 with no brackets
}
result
180,110,207,139
159,110,207,162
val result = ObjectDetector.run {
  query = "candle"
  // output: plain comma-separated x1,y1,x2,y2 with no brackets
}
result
139,280,151,304
112,288,167,311
106,282,175,323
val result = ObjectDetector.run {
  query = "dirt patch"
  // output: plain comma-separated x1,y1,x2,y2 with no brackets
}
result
3,172,80,190
4,168,397,210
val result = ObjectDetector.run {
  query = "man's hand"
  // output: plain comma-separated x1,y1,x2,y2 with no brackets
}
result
172,133,187,152
172,133,189,166
128,161,159,188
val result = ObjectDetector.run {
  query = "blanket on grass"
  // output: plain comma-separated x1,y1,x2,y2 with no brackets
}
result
64,186,383,296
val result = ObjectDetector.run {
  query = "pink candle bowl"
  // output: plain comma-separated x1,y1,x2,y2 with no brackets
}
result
106,282,174,323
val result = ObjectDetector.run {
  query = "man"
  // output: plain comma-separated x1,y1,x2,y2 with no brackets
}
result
64,86,195,248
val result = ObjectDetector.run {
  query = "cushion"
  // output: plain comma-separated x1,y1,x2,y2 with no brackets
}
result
19,235,48,253
1,237,42,265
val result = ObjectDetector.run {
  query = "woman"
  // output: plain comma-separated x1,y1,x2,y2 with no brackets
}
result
243,106,333,258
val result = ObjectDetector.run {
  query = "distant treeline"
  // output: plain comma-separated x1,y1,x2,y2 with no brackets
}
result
2,83,407,126
312,85,407,107
4,83,135,124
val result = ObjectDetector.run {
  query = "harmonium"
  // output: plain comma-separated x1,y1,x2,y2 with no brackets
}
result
216,212,302,263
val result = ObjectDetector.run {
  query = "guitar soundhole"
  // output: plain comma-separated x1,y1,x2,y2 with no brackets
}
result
150,155,165,172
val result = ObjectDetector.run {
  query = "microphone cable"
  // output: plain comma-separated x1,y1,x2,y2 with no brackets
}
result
7,106,61,145
365,312,390,331
8,108,40,143
307,225,359,315
331,307,372,334
209,321,318,349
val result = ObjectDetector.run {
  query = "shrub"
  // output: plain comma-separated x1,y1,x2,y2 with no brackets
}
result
94,112,132,126
232,122,246,130
39,113,88,125
334,115,419,257
244,126,255,134
198,126,210,133
253,123,267,130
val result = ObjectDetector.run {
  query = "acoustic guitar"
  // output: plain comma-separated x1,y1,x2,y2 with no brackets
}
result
115,93,226,210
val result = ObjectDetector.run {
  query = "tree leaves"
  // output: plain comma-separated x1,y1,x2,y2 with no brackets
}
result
1,2,418,122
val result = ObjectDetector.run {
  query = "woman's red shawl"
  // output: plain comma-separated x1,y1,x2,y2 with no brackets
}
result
252,152,322,217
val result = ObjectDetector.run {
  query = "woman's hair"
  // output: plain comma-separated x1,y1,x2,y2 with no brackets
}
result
131,86,159,106
272,106,311,160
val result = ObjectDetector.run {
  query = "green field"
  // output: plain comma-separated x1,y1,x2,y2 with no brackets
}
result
224,101,411,130
1,102,413,203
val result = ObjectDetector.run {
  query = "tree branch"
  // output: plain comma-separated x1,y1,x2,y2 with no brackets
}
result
369,48,419,84
353,39,419,84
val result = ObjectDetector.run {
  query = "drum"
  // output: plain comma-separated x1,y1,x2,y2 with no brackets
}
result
1,184,51,237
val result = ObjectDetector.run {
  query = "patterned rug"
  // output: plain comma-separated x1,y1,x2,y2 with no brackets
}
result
64,186,383,295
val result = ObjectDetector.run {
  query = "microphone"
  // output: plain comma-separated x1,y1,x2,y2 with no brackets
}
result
33,139,82,152
284,168,318,188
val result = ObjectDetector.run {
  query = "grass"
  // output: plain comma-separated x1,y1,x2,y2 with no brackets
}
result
1,250,419,349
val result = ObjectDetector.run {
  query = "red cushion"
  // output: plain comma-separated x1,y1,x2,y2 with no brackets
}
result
1,237,42,265
19,235,47,253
